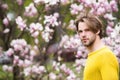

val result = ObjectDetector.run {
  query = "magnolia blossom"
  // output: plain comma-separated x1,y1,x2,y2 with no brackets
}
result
24,67,32,76
68,20,76,30
44,13,59,27
15,16,26,31
16,0,23,5
1,4,8,10
79,0,118,17
75,66,82,73
104,13,116,21
44,0,59,5
3,28,10,33
96,7,106,15
49,72,57,80
106,26,114,36
34,38,39,44
38,66,46,73
60,0,70,5
20,47,29,56
41,26,54,42
110,0,118,12
34,0,44,4
74,59,86,67
24,3,38,17
60,64,72,75
52,61,60,71
10,39,27,51
30,50,36,57
31,65,46,74
59,35,69,47
66,72,76,80
61,35,81,49
29,23,43,38
76,45,87,58
18,59,24,67
13,55,19,65
113,23,120,35
70,3,83,15
2,65,13,72
23,59,32,67
5,48,14,56
3,17,9,26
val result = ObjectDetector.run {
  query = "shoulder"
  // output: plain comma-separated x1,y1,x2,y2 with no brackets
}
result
98,46,116,58
98,46,118,65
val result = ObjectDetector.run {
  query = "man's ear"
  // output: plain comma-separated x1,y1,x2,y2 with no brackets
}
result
96,30,100,35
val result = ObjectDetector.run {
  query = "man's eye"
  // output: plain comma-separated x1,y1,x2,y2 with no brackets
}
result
78,31,82,33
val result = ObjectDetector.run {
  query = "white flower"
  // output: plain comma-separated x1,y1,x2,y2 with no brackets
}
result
24,3,37,17
15,16,26,31
24,67,32,76
49,72,57,80
3,28,10,33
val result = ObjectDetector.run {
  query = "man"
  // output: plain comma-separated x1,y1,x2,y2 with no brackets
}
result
75,13,119,80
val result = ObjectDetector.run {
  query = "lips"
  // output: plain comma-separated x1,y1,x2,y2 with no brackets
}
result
82,38,88,42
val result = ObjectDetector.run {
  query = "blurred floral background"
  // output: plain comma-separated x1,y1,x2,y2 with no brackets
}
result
0,0,120,80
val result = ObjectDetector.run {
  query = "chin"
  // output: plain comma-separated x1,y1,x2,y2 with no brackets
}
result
84,43,91,47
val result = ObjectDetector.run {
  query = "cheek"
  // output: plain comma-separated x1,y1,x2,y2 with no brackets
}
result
88,33,96,39
87,32,95,38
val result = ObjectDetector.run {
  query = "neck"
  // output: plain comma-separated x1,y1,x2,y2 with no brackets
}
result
87,36,105,53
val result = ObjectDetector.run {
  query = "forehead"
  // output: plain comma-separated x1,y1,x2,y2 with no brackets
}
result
78,22,89,30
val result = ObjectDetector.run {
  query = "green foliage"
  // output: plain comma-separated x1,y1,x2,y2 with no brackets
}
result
0,65,13,80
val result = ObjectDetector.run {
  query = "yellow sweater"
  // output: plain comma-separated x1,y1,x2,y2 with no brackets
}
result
83,46,119,80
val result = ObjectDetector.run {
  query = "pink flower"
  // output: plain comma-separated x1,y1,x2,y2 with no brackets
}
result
13,56,19,65
107,21,114,27
3,17,9,26
30,50,36,56
44,0,59,5
31,31,39,38
34,0,44,4
49,72,57,80
106,26,114,36
104,13,116,20
70,4,83,15
38,66,46,73
2,65,8,71
24,3,38,17
29,23,43,38
110,0,118,12
60,0,69,5
96,7,105,15
3,28,10,33
31,65,39,73
66,73,76,80
24,59,32,67
15,16,26,31
24,67,32,76
18,59,24,67
5,48,14,56
44,13,59,27
1,4,8,10
16,0,23,5
2,65,13,72
68,20,76,30
10,39,27,48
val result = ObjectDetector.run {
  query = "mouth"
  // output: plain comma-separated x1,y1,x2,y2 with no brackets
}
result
82,38,88,42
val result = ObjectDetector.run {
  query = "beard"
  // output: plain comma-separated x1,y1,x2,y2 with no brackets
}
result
82,35,96,47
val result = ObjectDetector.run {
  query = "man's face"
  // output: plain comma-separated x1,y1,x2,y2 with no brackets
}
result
77,22,96,47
